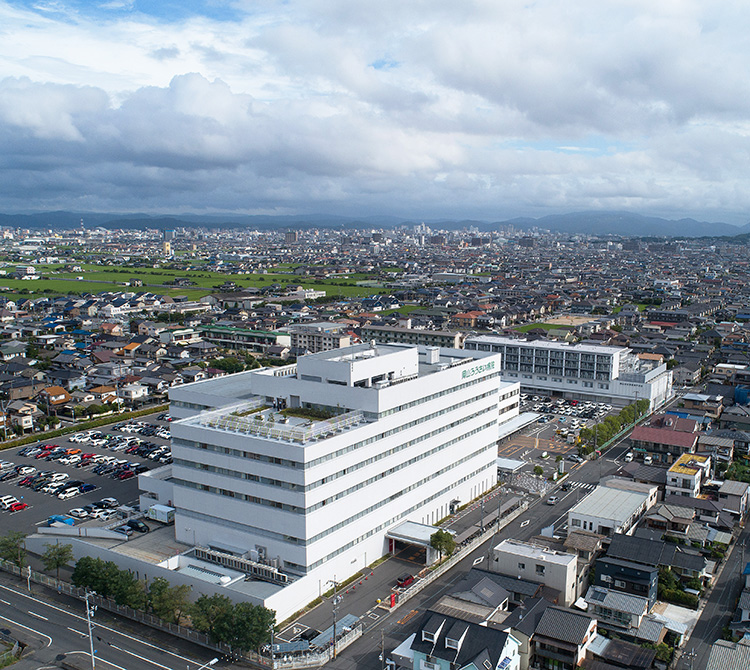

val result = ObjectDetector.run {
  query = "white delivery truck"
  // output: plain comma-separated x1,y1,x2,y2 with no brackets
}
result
147,504,175,524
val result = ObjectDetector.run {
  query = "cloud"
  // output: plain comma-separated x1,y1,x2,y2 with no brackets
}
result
0,0,749,222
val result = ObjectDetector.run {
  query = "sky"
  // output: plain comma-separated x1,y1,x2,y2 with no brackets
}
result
1,0,749,224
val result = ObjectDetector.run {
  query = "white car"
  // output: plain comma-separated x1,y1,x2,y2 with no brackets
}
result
69,508,89,518
58,488,79,500
48,472,69,482
624,452,634,462
17,466,36,476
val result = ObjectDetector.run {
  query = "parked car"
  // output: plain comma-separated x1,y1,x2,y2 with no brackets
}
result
69,508,89,518
113,526,133,537
58,488,80,500
396,574,414,588
126,519,149,533
79,483,97,494
98,497,120,509
9,502,29,512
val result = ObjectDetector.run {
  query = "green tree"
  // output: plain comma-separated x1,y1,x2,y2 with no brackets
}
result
0,531,27,567
191,594,235,642
148,577,192,624
533,465,544,476
430,529,456,563
209,357,245,374
41,542,74,581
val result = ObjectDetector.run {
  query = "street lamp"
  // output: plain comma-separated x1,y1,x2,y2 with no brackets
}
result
327,576,342,660
196,658,218,670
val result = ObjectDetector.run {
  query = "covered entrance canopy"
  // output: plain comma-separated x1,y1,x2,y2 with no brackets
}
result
387,521,441,565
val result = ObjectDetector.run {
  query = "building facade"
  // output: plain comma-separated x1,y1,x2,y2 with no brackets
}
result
464,335,672,409
167,343,519,617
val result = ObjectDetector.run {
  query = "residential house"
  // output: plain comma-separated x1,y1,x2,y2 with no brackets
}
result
490,539,578,606
531,606,598,670
407,612,521,670
665,453,710,498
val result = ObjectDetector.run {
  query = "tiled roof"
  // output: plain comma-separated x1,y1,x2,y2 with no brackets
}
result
534,606,594,645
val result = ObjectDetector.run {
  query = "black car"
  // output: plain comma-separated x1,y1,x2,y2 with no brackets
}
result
560,482,572,491
126,519,149,533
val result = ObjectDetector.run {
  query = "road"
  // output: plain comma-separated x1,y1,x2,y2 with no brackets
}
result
0,577,224,670
319,443,631,670
681,523,750,670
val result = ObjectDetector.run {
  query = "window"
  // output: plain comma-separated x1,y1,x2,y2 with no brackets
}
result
536,564,545,576
614,579,626,588
518,562,525,570
422,631,435,643
572,519,581,527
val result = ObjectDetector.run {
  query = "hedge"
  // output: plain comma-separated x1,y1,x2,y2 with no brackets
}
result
0,403,169,453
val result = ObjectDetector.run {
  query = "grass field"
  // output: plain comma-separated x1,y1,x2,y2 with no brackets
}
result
1,263,383,300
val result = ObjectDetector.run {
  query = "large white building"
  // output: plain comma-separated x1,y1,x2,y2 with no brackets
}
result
164,343,519,618
464,335,672,409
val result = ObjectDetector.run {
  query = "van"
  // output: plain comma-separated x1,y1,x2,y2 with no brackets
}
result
0,495,19,509
624,452,634,462
643,455,653,465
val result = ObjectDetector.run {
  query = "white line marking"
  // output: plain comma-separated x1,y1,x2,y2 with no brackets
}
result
520,520,530,528
472,556,484,566
0,613,52,647
110,643,173,669
0,599,9,605
0,584,197,665
66,650,128,670
67,627,87,636
28,611,48,620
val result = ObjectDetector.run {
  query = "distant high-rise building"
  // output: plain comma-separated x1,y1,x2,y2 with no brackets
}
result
285,231,299,245
164,229,176,241
163,241,171,256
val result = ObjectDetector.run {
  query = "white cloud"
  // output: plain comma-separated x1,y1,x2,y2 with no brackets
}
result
0,0,748,222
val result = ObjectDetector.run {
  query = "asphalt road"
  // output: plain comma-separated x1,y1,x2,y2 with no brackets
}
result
0,576,225,670
681,522,750,670
317,444,631,670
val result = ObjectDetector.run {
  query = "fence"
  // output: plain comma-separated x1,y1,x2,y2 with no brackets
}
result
0,630,20,665
392,500,529,607
0,558,362,669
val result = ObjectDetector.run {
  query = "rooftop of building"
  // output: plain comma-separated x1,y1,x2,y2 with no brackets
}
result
569,487,649,525
668,453,710,476
494,538,577,566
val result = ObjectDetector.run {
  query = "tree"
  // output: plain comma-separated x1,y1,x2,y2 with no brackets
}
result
191,594,235,642
0,531,27,567
430,529,456,563
533,465,544,476
148,577,192,624
41,542,74,581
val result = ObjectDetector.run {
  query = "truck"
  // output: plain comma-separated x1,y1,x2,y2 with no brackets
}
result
147,504,175,524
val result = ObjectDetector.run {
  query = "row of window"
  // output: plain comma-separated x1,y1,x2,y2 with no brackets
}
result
174,407,495,505
174,457,495,573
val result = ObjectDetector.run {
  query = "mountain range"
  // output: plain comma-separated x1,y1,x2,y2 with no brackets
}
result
2,210,749,239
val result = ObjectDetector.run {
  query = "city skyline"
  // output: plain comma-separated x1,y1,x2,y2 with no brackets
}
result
1,1,748,224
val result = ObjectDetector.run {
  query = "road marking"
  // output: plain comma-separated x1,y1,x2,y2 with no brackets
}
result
0,613,52,647
0,599,9,605
0,584,198,665
520,520,530,528
472,557,484,566
66,650,128,670
397,609,419,625
28,611,48,620
110,643,173,669
67,627,87,636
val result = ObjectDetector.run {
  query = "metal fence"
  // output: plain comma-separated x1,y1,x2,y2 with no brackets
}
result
0,558,363,669
0,629,20,665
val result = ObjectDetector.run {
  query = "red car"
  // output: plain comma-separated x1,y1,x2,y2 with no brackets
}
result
118,470,135,480
9,502,29,512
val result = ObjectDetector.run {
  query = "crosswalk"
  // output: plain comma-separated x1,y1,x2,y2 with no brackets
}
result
568,481,596,491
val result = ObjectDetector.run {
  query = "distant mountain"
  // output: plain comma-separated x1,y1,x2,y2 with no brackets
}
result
0,209,747,238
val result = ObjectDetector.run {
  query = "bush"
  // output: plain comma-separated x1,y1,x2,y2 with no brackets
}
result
660,588,698,609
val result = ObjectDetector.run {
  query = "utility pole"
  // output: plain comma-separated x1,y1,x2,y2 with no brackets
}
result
328,576,342,660
85,590,97,670
684,647,696,670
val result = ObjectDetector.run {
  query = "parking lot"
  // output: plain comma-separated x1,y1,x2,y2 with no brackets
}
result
0,411,172,537
499,395,615,460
